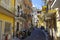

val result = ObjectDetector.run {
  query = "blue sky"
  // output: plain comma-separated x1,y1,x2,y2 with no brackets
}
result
32,0,44,9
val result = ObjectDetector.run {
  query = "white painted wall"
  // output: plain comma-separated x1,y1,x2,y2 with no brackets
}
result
32,7,39,26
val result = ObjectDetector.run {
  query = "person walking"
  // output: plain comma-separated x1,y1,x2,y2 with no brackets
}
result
5,34,8,40
12,31,20,40
12,36,20,40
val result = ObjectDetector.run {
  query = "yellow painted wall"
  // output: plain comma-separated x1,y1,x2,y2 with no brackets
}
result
11,0,14,7
9,0,15,12
0,13,14,33
57,21,60,37
0,0,15,34
0,0,1,3
37,14,46,28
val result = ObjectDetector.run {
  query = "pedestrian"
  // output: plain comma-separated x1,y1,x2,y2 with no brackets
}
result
5,34,8,40
8,34,11,40
27,30,31,36
18,31,23,40
12,32,20,40
22,31,26,39
12,36,20,40
40,26,45,30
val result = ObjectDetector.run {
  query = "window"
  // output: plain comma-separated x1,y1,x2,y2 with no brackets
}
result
29,0,32,2
4,22,11,33
27,6,30,9
20,5,22,9
26,5,31,10
17,6,19,17
1,0,10,9
2,0,10,5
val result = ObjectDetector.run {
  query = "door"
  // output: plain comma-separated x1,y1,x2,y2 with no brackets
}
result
4,22,11,40
0,21,2,40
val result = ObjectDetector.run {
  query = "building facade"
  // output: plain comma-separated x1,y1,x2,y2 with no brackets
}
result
0,0,32,39
22,0,32,30
32,7,38,27
0,0,15,40
51,0,60,38
15,0,32,33
22,0,32,15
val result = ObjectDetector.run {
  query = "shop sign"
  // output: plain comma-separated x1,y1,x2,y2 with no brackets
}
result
42,6,47,12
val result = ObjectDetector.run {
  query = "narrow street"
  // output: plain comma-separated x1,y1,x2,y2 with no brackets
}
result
0,0,60,40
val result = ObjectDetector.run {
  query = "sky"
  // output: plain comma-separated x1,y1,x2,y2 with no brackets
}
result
32,0,44,9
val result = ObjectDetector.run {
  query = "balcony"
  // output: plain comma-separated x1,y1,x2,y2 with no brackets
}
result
0,1,9,10
0,0,14,13
0,0,15,17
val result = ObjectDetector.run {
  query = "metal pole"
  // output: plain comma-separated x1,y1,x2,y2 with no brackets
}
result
13,0,16,38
